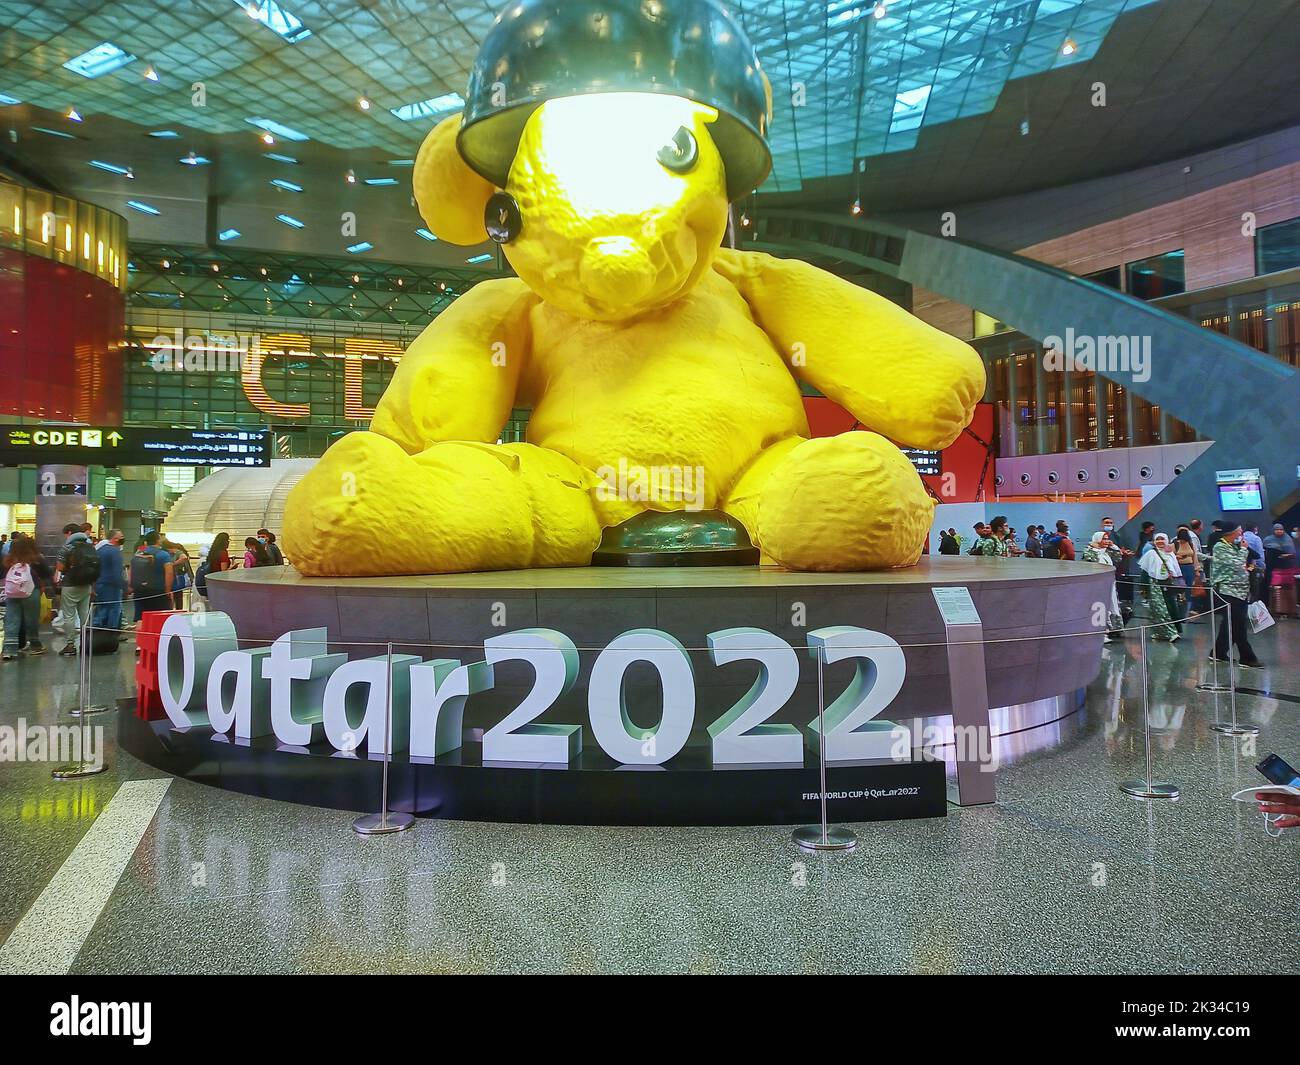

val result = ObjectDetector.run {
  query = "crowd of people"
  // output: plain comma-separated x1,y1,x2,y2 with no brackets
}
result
937,513,1296,666
0,525,286,661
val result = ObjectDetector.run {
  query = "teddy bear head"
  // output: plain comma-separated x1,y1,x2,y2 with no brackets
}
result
412,0,771,323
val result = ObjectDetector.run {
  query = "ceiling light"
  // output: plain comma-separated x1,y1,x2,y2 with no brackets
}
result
390,93,464,122
0,93,21,106
247,116,308,141
740,214,750,226
265,153,298,164
415,228,438,242
358,96,371,111
387,158,415,167
161,259,170,268
33,126,77,139
218,228,241,241
849,199,862,215
276,214,305,228
346,241,373,254
125,200,160,215
345,169,356,184
63,43,136,79
873,2,887,18
1019,118,1030,136
144,65,159,82
270,178,303,192
179,153,210,165
1061,38,1077,56
235,0,311,44
89,160,132,175
466,253,493,264
148,129,180,138
66,108,82,122
261,132,275,145
363,177,398,186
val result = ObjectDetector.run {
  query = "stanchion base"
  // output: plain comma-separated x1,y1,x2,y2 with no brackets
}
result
69,704,113,717
1194,682,1232,693
352,811,415,835
51,761,108,779
792,825,857,851
1209,722,1260,736
1119,780,1180,801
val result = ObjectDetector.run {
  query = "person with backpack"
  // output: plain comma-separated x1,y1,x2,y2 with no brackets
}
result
937,528,960,555
258,529,285,566
2,535,48,660
130,531,174,621
55,522,100,657
162,538,193,610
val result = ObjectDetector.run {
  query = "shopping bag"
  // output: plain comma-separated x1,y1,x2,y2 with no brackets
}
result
39,592,53,625
1247,599,1276,634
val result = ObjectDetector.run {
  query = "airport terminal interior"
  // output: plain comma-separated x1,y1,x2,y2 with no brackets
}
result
0,0,1298,979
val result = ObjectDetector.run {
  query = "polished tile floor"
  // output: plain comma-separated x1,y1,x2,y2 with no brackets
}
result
0,613,1296,974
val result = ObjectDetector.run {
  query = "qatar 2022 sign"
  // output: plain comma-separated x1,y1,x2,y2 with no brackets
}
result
155,612,911,768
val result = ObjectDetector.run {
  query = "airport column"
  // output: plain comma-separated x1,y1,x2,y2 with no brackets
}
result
35,464,89,558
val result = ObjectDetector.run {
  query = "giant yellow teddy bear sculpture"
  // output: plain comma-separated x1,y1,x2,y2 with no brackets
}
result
283,90,983,577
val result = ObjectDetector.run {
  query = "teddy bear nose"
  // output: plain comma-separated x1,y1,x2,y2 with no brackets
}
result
579,236,655,305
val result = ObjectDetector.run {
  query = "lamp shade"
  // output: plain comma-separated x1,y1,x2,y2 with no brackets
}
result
459,0,772,200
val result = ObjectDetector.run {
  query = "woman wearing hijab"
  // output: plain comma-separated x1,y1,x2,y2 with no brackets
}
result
1083,531,1125,642
1137,532,1182,642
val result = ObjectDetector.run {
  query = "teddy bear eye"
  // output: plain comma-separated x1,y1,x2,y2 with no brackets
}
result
656,126,698,173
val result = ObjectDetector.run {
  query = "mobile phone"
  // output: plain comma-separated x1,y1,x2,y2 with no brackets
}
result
1256,753,1300,787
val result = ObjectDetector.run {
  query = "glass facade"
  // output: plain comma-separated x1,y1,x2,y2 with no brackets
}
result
1124,249,1185,300
0,180,128,289
1256,216,1300,274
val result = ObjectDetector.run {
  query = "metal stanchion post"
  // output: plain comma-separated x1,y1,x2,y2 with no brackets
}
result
1196,586,1230,694
353,641,414,835
69,612,110,717
53,610,107,779
1120,623,1179,800
793,642,856,852
1210,594,1259,737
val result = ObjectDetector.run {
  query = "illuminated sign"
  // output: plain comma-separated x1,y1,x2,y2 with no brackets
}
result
0,427,272,467
901,448,942,477
135,327,402,422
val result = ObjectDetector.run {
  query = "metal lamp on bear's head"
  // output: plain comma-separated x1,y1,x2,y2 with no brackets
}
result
458,0,773,202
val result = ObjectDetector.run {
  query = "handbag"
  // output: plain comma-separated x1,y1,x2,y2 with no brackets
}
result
1158,553,1187,589
1247,599,1276,634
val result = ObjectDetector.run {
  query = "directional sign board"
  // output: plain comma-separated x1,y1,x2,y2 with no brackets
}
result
0,427,272,468
900,448,942,477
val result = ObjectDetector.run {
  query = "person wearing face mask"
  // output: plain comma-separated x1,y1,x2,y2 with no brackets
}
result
1209,524,1262,667
1137,533,1183,642
257,529,284,566
1083,531,1124,642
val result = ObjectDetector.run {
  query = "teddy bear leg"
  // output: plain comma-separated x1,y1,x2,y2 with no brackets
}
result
282,432,603,576
722,432,935,571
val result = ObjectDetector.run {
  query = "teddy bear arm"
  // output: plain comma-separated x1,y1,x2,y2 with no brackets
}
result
369,277,536,453
713,247,985,450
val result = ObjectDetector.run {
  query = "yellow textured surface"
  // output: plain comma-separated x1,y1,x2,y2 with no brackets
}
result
756,433,935,570
412,114,496,245
714,248,985,450
284,93,982,576
282,434,600,576
505,94,729,322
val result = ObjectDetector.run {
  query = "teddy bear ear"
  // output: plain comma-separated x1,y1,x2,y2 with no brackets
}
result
412,113,495,246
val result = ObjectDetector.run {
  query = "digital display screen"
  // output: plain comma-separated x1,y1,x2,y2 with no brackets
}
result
1218,483,1262,511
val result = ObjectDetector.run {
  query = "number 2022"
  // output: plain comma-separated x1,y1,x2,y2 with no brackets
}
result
457,625,907,767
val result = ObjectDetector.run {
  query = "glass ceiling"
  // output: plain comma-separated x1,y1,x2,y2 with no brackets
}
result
0,0,1160,193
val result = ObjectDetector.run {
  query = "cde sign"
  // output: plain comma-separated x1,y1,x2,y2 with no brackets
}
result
156,612,910,767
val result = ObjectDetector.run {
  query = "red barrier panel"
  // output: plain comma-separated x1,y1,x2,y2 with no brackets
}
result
134,610,185,720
